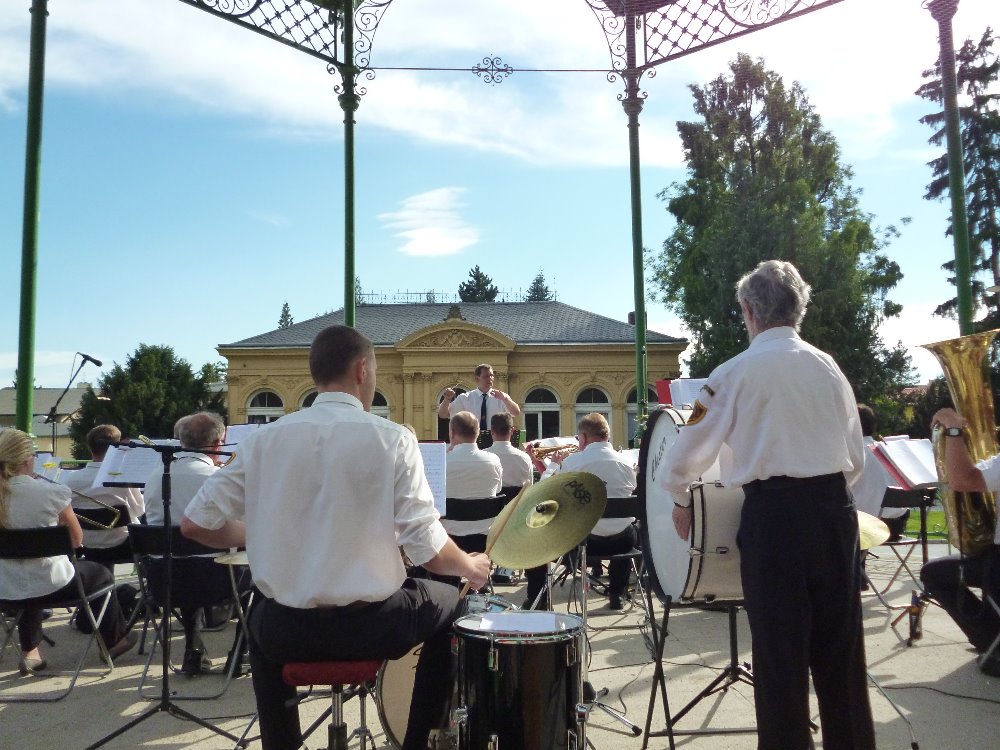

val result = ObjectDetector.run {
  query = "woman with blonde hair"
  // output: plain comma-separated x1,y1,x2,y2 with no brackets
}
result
0,429,134,674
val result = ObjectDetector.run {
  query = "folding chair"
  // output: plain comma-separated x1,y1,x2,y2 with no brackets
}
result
0,526,115,702
980,594,1000,672
74,504,133,568
128,524,247,700
867,487,934,599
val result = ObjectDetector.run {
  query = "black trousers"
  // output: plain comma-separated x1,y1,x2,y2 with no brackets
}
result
247,578,460,750
524,525,638,603
739,475,875,750
921,545,1000,653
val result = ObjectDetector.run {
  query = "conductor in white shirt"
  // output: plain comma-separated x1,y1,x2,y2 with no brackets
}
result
181,325,490,750
437,363,521,437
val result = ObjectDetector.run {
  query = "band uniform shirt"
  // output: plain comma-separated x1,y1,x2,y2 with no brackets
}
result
144,452,218,526
443,443,503,536
485,440,534,490
62,461,144,548
0,476,74,600
184,391,449,608
450,389,511,424
971,454,1000,544
559,441,636,536
660,326,865,507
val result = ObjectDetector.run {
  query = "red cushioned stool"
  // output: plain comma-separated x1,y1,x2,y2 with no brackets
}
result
281,659,382,750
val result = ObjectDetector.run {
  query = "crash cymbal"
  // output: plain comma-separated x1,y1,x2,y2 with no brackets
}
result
487,471,607,569
857,510,891,551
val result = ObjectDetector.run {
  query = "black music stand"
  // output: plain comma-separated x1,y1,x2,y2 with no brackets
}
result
84,443,247,750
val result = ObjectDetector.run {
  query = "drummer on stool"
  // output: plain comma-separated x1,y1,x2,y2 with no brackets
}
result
659,260,875,749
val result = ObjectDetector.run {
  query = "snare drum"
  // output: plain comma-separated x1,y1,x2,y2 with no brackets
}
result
454,610,585,750
639,407,745,603
376,594,515,749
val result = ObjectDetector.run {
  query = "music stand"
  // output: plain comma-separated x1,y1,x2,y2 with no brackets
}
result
84,443,247,749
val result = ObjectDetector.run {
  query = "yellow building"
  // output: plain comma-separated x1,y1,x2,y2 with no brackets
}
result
220,302,686,447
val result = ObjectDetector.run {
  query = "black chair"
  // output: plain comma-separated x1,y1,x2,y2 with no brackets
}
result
578,496,649,619
74,505,133,567
128,524,247,700
867,487,934,602
0,526,115,702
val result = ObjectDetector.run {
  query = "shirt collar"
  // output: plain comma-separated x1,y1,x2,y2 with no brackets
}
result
451,442,479,455
314,391,364,410
749,326,799,348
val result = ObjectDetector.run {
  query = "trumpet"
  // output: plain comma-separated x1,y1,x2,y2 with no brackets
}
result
35,473,123,530
530,444,579,460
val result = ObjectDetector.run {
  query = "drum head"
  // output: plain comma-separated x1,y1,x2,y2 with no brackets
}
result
638,407,694,604
376,645,418,750
455,611,583,642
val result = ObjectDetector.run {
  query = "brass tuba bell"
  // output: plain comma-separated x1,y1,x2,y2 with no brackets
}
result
922,330,999,555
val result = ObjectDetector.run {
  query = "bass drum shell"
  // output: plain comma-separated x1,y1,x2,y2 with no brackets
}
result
454,611,584,750
376,594,515,750
638,407,745,604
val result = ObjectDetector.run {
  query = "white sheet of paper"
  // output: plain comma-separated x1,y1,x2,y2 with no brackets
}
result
875,438,937,489
668,378,709,408
95,441,179,487
419,442,447,515
224,423,263,447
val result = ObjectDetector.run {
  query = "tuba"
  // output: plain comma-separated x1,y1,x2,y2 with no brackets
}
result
922,330,999,555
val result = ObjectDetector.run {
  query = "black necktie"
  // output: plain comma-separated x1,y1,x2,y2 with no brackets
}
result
480,391,488,431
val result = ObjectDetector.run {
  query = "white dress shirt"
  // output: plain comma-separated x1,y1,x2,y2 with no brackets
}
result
559,441,636,536
144,453,218,526
450,389,512,427
660,327,865,506
443,443,503,536
0,476,74,599
485,440,534,490
184,391,449,608
62,461,144,548
973,454,1000,544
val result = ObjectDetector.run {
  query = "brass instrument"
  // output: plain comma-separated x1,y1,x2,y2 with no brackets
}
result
35,473,123,530
530,444,578,460
922,330,999,555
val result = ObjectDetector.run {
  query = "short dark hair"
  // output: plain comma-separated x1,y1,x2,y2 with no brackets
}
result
86,424,121,459
309,325,373,386
474,363,493,377
857,403,876,437
451,411,480,441
490,413,514,437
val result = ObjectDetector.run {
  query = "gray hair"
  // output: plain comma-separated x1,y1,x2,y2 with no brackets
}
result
736,259,811,331
176,412,226,450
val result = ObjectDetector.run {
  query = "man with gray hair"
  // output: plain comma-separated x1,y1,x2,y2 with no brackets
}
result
660,260,874,748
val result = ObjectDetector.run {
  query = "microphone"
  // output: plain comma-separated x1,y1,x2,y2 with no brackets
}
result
79,352,103,367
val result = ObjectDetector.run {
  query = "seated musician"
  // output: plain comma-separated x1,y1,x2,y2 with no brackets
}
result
527,413,638,611
443,411,503,556
143,411,246,676
484,413,533,494
853,404,908,540
920,407,1000,677
180,325,490,750
61,423,144,570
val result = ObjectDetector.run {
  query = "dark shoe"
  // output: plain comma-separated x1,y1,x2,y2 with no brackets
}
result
181,648,211,676
608,596,625,611
19,656,47,676
108,632,138,660
980,652,1000,678
523,593,549,611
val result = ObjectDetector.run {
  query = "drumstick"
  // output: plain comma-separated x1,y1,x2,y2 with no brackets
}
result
458,483,528,599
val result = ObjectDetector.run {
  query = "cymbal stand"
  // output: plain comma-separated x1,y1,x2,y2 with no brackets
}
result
85,444,247,749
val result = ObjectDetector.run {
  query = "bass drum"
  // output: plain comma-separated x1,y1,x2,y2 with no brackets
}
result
376,594,515,750
638,407,744,603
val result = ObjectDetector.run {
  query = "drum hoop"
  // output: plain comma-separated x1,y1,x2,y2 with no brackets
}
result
453,612,583,641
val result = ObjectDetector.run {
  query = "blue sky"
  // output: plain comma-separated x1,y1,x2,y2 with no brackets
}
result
1,0,996,394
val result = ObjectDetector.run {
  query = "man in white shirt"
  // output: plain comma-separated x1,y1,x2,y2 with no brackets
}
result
437,363,520,441
61,424,144,568
443,411,503,554
485,413,533,492
181,326,490,750
144,411,239,676
659,260,874,749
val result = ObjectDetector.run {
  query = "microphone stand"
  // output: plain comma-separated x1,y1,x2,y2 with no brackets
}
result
44,357,88,453
86,443,246,749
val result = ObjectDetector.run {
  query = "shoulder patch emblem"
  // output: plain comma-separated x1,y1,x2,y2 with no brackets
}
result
687,399,708,425
700,384,715,398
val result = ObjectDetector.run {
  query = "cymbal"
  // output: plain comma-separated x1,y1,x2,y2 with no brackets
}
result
487,471,607,569
857,510,891,551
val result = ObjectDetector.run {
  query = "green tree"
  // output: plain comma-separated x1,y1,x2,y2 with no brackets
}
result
278,301,293,329
69,344,225,458
649,54,913,403
524,269,554,302
458,265,499,303
917,28,1000,324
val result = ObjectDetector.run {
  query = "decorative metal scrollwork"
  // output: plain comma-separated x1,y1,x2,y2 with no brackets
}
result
472,56,514,85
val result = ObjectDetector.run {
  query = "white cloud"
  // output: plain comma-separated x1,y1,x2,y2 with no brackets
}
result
378,187,479,257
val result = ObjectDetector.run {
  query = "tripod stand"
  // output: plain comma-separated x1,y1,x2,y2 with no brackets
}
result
85,444,246,749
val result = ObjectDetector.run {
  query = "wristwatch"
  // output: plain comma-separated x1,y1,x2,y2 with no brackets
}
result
943,426,965,437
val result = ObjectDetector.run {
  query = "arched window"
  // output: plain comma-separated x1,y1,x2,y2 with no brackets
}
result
247,390,284,424
301,391,317,408
524,387,560,441
574,386,611,433
372,391,390,420
437,386,468,440
627,387,660,447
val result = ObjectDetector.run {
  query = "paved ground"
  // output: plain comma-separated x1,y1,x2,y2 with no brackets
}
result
2,542,999,749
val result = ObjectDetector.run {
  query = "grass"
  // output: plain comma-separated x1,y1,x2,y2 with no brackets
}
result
906,509,948,538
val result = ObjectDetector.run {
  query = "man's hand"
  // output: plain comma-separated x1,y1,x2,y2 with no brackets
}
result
932,407,966,431
443,388,456,403
464,552,492,591
672,505,692,540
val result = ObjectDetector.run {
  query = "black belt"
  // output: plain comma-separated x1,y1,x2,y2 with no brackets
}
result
743,472,843,495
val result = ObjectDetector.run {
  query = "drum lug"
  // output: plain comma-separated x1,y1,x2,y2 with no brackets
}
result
575,702,591,722
451,705,468,728
487,733,499,750
488,643,497,671
567,641,577,666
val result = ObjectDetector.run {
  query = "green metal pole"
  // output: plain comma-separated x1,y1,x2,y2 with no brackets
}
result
16,0,49,433
928,0,974,335
623,14,648,444
339,2,358,328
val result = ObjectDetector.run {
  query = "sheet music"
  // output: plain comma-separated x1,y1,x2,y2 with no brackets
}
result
668,378,709,408
34,452,60,480
224,423,264,447
95,441,179,488
419,442,447,515
873,438,937,489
